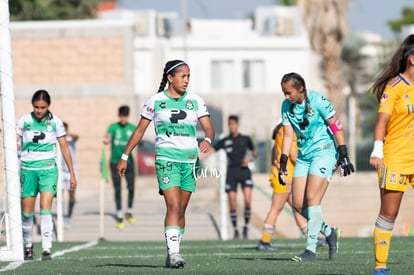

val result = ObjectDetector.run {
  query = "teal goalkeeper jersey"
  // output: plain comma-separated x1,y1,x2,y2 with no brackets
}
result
281,90,336,159
141,91,210,162
16,112,66,170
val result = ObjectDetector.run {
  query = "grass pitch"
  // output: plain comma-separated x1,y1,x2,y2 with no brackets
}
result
0,237,413,274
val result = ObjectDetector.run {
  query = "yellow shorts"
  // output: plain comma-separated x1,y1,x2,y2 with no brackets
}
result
378,165,414,192
269,166,292,193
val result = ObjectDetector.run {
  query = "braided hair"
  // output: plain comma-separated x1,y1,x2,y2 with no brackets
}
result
281,72,311,115
157,60,188,93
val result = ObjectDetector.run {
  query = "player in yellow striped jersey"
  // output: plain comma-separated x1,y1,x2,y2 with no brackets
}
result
370,34,414,275
256,122,327,251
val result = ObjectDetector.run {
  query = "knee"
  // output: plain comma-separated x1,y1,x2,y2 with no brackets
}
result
380,210,399,221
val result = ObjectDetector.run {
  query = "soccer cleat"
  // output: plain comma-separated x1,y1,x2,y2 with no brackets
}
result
316,236,328,247
24,245,33,261
373,268,392,275
255,241,276,252
125,213,136,224
116,218,125,230
233,229,240,240
326,227,340,260
168,253,185,268
41,250,52,261
291,249,316,262
242,226,248,240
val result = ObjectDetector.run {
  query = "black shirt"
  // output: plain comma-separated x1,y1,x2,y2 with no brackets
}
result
213,134,255,167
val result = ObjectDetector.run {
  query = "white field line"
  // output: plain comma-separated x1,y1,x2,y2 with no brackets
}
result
0,240,98,273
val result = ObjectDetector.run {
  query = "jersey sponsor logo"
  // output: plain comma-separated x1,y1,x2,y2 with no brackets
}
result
32,131,46,143
170,110,187,123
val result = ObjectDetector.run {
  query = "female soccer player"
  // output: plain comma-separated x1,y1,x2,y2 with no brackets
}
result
256,122,327,251
279,72,354,261
370,34,414,275
17,90,77,261
117,60,214,268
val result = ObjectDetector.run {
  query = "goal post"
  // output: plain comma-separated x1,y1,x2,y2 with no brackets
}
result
0,0,24,261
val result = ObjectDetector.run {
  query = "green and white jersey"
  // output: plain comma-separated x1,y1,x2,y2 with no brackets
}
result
106,122,135,164
141,91,210,162
16,112,66,170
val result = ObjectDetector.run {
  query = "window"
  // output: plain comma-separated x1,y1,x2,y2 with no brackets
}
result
242,60,264,89
211,60,234,90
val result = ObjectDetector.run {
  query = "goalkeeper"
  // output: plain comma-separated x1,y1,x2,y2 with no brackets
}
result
278,72,354,262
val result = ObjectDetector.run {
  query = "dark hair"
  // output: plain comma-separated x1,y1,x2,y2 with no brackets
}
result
272,122,283,140
280,72,311,114
118,105,130,116
371,34,414,102
32,89,53,120
157,60,188,93
31,89,51,105
228,115,239,122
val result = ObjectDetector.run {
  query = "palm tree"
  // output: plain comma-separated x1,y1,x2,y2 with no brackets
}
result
297,0,349,120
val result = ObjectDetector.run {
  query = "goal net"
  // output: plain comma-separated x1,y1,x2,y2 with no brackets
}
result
0,0,24,261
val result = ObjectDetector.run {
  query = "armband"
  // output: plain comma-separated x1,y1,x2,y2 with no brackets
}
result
121,154,129,161
204,137,212,144
328,119,343,135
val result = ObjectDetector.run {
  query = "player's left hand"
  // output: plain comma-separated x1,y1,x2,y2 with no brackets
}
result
336,145,355,176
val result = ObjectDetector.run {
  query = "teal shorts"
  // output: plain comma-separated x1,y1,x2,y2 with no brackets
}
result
20,165,58,198
293,149,336,179
155,159,199,193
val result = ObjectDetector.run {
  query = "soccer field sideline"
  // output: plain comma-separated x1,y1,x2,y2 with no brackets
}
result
0,240,98,273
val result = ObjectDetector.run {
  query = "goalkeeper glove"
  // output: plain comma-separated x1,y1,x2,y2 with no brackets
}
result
278,154,288,185
336,145,355,176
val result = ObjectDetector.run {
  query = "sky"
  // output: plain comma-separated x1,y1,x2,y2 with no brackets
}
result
117,0,414,40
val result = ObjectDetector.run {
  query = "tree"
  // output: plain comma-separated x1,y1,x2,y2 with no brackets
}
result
9,0,111,21
388,6,414,35
297,0,349,121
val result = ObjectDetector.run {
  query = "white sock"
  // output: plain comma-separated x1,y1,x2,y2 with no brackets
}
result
22,216,33,248
41,214,53,251
165,227,180,255
117,210,123,219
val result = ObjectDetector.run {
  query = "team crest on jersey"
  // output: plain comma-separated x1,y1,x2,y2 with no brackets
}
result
145,105,154,113
186,100,194,110
404,94,409,100
46,123,53,132
163,175,170,184
381,92,389,102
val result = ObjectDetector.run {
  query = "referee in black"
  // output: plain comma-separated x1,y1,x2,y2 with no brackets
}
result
210,115,257,239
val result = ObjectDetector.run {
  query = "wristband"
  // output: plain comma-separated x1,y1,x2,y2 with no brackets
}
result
204,137,212,144
370,140,383,159
121,154,129,161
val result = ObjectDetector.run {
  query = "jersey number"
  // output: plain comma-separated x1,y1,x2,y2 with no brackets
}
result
32,131,46,143
170,110,187,123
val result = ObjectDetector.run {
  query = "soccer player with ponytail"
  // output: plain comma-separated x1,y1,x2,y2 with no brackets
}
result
370,34,414,275
279,72,354,262
117,60,214,268
17,89,77,261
